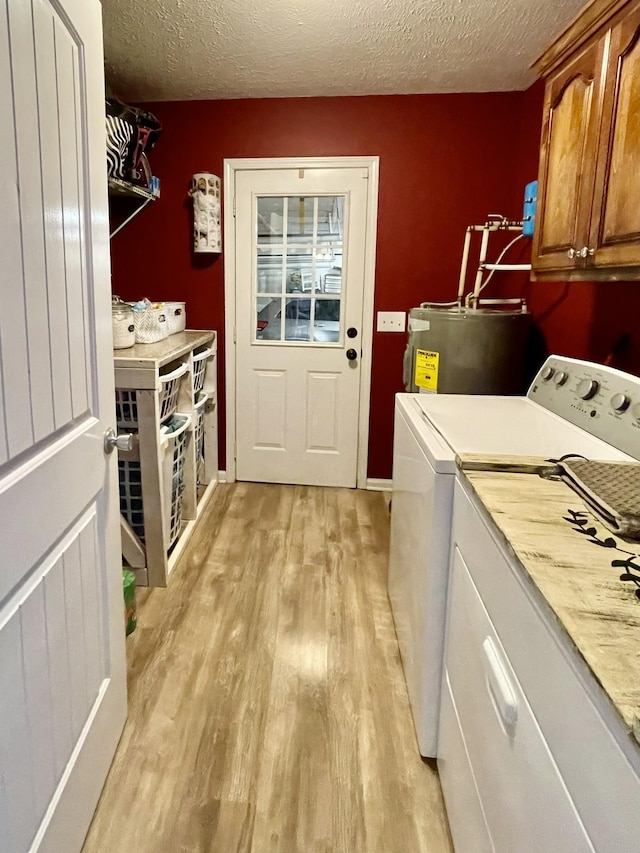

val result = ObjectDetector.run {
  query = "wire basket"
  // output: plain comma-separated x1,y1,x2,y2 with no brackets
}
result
194,392,208,483
192,347,213,394
118,413,192,552
115,362,189,428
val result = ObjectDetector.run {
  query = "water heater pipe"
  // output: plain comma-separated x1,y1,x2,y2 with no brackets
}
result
457,228,473,305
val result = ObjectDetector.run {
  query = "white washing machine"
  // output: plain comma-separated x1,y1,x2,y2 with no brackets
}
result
388,355,640,757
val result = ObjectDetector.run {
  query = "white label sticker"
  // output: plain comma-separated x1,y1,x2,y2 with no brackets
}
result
409,318,430,331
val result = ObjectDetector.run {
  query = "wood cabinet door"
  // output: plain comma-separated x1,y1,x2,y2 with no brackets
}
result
532,37,607,274
589,4,640,268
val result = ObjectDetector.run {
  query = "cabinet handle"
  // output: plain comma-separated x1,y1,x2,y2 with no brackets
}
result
567,247,577,260
580,246,595,258
482,637,518,729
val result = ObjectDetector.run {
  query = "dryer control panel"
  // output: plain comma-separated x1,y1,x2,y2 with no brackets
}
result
528,356,640,461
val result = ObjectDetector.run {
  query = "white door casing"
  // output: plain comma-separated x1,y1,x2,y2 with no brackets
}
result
0,1,126,851
225,158,379,488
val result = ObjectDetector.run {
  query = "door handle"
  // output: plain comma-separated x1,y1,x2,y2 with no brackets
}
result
104,427,134,454
482,637,518,729
346,348,358,361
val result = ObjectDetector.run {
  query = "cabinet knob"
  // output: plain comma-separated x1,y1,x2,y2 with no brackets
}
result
567,247,577,259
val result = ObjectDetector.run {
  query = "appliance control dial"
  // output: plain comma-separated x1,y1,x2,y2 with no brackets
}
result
554,371,568,387
576,378,600,400
632,402,640,422
541,366,555,381
610,393,630,413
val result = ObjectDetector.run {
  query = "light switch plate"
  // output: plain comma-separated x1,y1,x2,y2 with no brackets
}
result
377,311,406,332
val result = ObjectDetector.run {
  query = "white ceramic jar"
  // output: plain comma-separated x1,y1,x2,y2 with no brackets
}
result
112,302,135,349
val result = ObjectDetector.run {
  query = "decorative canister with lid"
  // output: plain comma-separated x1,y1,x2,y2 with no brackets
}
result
112,297,135,349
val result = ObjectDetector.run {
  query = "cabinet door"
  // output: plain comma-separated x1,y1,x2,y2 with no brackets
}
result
532,37,607,274
589,4,640,268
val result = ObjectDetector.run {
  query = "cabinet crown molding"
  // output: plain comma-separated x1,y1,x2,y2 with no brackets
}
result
532,0,631,75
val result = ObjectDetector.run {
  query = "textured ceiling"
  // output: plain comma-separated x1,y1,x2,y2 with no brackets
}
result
101,0,586,101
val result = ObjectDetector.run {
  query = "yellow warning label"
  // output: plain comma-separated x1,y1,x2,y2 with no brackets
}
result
415,349,439,392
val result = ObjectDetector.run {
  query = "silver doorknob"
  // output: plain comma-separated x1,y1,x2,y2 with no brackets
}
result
104,427,134,454
567,247,577,259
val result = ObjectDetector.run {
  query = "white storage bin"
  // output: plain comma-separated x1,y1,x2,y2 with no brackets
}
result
194,391,208,483
118,413,192,552
133,304,169,343
192,346,213,394
161,414,191,548
166,302,186,335
115,362,189,428
119,456,144,543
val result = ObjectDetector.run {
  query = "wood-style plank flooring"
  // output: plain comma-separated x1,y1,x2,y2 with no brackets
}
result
83,483,453,853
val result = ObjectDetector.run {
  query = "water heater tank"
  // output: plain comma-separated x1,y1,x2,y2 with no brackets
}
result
403,305,532,395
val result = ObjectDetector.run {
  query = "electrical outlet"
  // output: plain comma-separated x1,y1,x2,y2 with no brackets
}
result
377,311,406,332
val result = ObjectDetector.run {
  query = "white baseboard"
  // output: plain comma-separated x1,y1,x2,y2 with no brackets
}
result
366,478,392,492
218,472,388,489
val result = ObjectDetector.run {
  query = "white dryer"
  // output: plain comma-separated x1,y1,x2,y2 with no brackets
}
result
388,355,639,756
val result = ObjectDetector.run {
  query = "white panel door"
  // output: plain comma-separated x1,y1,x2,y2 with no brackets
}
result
235,167,370,487
0,1,126,851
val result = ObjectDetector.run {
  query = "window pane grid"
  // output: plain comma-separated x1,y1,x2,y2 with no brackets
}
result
256,195,344,344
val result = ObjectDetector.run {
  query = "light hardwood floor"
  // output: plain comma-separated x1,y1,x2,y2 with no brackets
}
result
83,483,453,853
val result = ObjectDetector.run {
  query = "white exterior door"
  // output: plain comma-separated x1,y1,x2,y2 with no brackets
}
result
234,166,372,487
0,1,126,851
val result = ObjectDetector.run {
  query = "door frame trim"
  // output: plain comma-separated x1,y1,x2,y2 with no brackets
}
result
223,156,379,488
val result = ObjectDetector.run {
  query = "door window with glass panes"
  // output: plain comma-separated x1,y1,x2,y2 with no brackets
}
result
255,196,345,344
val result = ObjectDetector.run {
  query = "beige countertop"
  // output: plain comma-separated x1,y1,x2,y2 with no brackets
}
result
113,330,215,370
460,464,640,745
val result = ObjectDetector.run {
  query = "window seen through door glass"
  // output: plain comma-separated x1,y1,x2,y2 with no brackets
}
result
257,247,283,294
255,195,345,343
257,198,284,243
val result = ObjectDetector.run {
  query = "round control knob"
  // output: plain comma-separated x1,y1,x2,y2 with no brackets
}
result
540,366,555,382
554,371,568,387
631,403,640,422
576,378,600,400
610,393,630,413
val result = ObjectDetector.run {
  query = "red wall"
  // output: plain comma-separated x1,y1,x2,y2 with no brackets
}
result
111,93,528,479
110,89,640,480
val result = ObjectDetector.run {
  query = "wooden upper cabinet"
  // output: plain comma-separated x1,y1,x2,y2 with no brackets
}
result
532,0,640,280
533,38,607,273
589,4,640,266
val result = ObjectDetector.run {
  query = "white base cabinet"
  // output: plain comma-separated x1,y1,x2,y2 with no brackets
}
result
439,479,640,852
114,330,218,586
